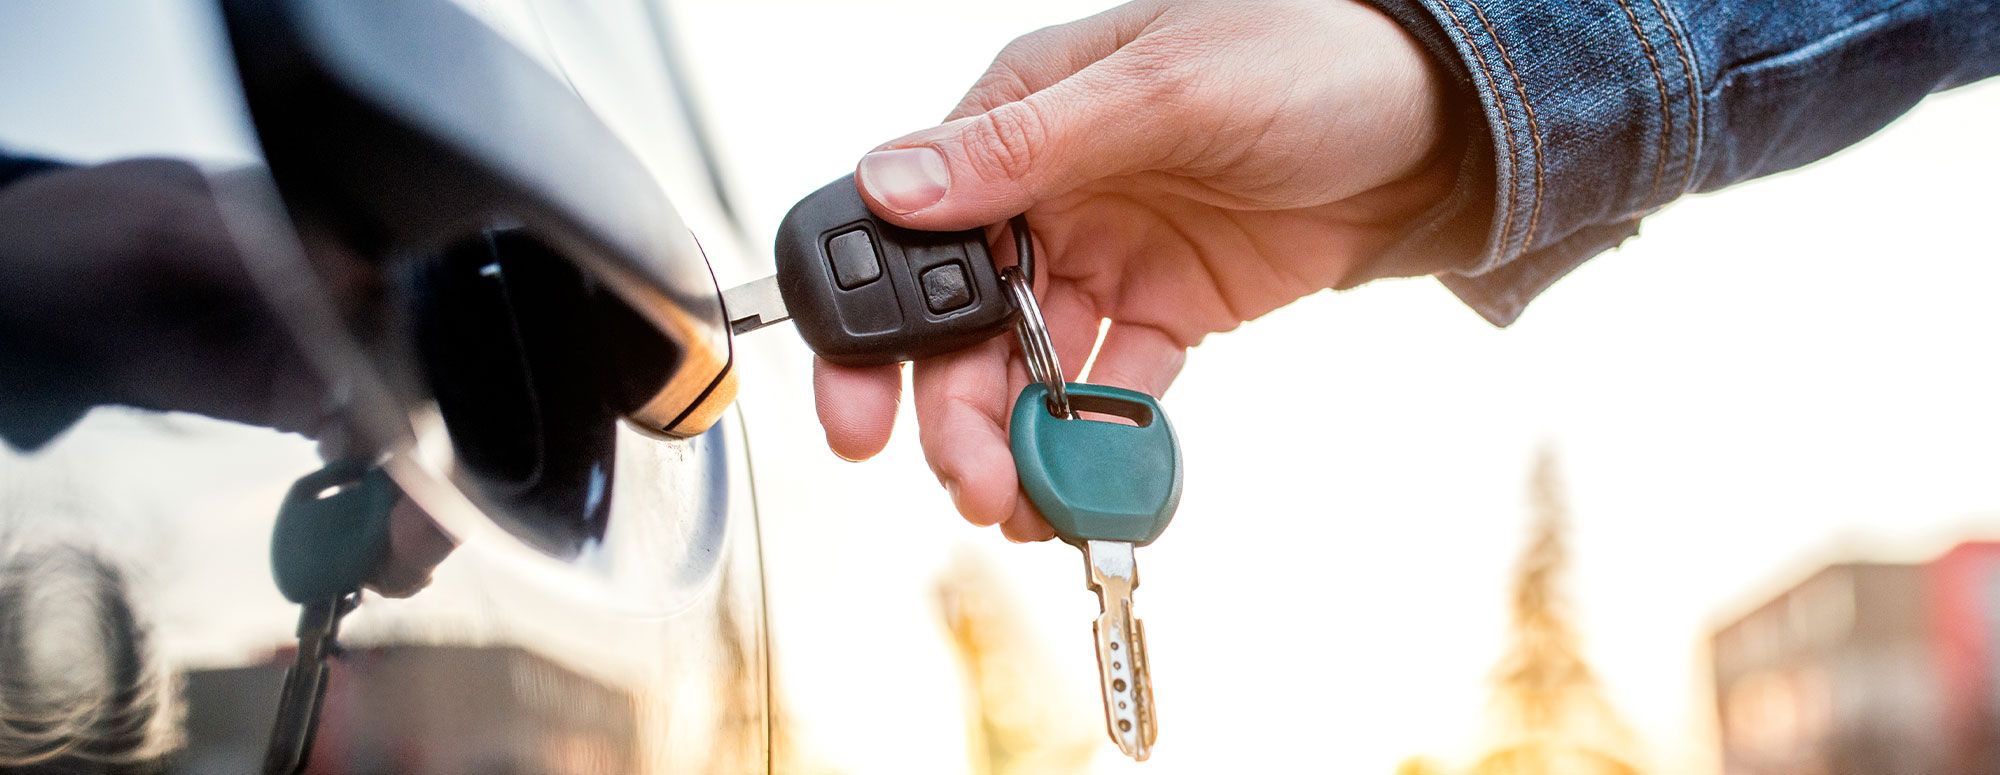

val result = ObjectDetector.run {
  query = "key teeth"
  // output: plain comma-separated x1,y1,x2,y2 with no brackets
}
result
1093,612,1155,761
1133,618,1157,749
1082,541,1155,760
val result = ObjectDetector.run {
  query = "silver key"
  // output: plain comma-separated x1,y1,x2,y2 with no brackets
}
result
262,593,357,775
722,274,789,336
1084,539,1156,760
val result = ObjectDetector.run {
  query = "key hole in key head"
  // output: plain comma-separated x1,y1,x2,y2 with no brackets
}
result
1055,394,1154,427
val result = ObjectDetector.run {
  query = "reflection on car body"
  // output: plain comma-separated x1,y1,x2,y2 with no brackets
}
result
0,543,178,771
0,0,774,771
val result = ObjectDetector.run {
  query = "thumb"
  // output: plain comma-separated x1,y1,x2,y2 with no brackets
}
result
855,56,1177,231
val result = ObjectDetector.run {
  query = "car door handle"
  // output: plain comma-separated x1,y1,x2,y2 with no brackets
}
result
220,0,736,439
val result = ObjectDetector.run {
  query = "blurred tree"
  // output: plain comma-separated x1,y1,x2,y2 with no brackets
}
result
1468,448,1643,775
1401,448,1649,775
1399,755,1451,775
936,550,1097,775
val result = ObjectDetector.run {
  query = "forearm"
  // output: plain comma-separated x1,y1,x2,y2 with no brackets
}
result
0,150,67,190
0,158,317,452
1359,0,2000,325
0,150,81,449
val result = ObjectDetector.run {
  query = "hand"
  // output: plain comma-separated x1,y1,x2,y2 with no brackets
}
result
0,159,328,439
815,0,1454,540
366,497,456,598
0,160,458,594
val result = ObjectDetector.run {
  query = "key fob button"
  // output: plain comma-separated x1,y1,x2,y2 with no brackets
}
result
834,274,905,336
827,228,882,290
921,263,973,313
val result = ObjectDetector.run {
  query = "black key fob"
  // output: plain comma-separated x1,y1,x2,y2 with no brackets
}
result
774,174,1014,366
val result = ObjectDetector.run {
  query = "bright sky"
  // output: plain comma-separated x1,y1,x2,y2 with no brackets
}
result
3,1,1996,773
677,1,2000,772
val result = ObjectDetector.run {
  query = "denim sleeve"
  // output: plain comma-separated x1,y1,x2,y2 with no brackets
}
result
1358,0,2000,325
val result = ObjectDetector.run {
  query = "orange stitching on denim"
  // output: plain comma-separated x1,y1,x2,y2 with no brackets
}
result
1436,0,1519,259
1614,0,1675,205
1464,0,1544,251
1648,0,1702,195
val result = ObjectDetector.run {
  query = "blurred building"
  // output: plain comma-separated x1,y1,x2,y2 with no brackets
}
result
1712,542,2000,775
173,645,638,775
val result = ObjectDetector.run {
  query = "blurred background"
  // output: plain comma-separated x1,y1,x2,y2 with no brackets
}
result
3,0,1998,773
687,1,2000,773
684,3,2000,771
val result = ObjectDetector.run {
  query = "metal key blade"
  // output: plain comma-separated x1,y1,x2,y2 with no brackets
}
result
722,274,789,335
1084,539,1156,760
262,594,355,775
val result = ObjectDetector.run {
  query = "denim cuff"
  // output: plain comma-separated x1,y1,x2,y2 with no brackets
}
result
1365,0,1702,325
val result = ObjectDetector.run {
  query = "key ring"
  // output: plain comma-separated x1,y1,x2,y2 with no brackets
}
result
1003,267,1069,417
1000,215,1070,417
1008,214,1035,285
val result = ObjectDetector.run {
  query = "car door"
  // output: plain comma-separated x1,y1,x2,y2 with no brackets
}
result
0,0,771,772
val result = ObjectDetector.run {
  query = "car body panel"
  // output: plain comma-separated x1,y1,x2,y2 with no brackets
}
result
0,0,773,771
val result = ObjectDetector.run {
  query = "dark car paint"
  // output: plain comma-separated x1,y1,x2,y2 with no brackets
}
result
0,0,773,772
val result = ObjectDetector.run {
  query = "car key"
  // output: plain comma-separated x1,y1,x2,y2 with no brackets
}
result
262,460,398,775
1002,268,1182,761
265,593,357,775
1012,379,1181,761
723,174,1017,365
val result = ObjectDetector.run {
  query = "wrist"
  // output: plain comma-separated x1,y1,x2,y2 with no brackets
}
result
1335,0,1496,286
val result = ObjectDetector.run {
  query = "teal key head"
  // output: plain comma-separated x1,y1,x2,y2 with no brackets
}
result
271,460,399,604
1009,382,1182,546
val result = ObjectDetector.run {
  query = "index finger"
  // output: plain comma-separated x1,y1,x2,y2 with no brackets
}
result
944,2,1159,120
912,273,1103,535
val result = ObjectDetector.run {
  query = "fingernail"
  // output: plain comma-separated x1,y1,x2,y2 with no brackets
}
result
858,147,949,214
943,478,966,510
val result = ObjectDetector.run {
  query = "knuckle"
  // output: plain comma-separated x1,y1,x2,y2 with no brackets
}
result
993,29,1044,65
1120,39,1202,105
963,102,1051,184
998,22,1071,67
963,26,1060,114
958,61,1030,116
